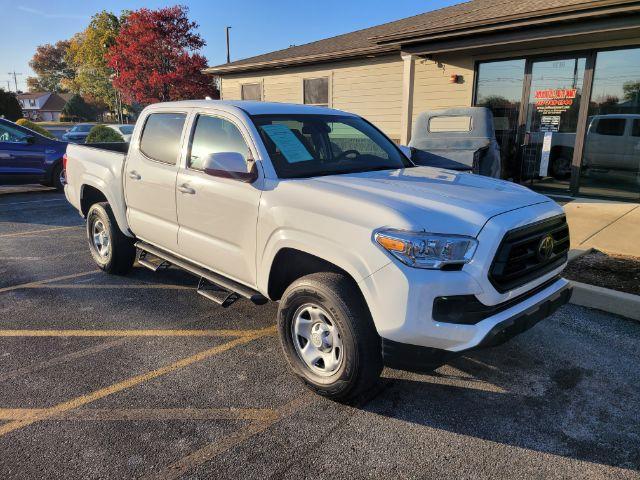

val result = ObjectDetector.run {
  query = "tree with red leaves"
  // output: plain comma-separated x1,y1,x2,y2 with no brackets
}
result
106,5,217,104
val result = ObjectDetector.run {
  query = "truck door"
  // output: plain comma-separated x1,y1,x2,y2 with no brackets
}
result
176,112,261,287
585,117,628,170
124,111,188,251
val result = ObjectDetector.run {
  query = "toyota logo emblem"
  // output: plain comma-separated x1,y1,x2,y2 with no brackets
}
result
537,235,555,261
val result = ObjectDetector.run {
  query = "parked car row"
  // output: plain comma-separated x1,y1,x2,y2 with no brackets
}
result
62,123,133,143
0,119,133,190
0,117,68,190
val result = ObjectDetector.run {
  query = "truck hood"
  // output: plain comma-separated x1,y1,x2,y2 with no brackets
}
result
303,166,551,237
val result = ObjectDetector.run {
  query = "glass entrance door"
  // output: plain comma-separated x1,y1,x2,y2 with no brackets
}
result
519,57,586,193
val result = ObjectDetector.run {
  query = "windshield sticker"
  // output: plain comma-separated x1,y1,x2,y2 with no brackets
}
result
261,124,313,163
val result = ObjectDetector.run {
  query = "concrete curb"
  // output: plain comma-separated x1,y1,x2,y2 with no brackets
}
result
568,247,593,262
569,280,640,321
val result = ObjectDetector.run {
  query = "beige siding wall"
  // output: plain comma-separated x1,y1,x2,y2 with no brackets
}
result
220,55,403,140
411,54,475,127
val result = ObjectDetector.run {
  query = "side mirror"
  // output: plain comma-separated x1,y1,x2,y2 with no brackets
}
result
24,135,36,145
202,152,258,183
398,145,412,160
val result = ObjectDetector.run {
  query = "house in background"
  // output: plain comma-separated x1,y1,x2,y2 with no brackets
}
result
205,0,640,202
17,92,72,122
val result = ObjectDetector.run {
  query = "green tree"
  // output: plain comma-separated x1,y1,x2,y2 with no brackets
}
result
15,119,56,139
623,81,640,103
66,11,126,112
0,89,23,121
85,124,124,143
61,94,96,121
27,40,75,92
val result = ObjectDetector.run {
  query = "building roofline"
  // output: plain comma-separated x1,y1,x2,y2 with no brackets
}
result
370,0,639,43
372,0,640,45
204,45,398,75
204,0,639,76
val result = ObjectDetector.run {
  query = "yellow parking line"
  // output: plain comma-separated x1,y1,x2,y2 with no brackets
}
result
0,225,82,238
155,395,311,480
0,407,278,422
0,271,97,294
27,283,193,290
0,326,276,438
0,328,272,337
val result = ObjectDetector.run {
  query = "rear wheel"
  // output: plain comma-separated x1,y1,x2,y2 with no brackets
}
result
86,202,135,275
52,163,65,191
277,272,382,402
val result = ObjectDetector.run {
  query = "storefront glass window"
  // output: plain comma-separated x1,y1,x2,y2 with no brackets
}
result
521,57,586,194
475,59,526,180
579,48,640,200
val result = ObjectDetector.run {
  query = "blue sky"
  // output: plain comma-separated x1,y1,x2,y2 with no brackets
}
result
0,0,460,92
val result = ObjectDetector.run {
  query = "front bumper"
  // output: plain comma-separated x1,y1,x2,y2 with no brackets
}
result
381,282,572,372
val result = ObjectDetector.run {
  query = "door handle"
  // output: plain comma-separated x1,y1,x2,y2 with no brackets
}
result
128,170,141,180
177,184,195,194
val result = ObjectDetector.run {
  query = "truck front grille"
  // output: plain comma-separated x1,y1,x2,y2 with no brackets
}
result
489,214,569,293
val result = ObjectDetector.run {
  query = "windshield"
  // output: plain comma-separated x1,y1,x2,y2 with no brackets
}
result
119,125,134,134
251,114,412,179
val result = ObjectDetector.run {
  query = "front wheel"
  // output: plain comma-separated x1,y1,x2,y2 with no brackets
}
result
86,202,136,275
277,272,383,402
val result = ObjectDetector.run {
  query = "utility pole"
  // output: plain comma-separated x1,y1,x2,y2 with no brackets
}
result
4,80,11,92
226,26,231,64
7,71,23,92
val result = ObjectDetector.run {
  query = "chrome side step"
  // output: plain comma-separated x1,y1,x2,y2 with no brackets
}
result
137,250,171,272
135,241,268,307
196,277,240,308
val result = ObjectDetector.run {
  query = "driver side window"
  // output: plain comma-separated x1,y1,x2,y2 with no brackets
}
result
189,115,250,170
0,123,29,143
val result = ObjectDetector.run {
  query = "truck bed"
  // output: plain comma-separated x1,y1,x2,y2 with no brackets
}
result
83,142,130,154
64,142,130,235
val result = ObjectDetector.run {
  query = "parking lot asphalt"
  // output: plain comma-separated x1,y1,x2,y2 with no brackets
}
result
1,186,639,479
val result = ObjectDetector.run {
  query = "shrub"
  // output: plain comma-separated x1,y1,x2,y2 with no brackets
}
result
15,118,56,139
85,124,124,143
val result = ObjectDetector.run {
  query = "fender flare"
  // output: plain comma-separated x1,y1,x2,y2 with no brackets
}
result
257,228,389,295
80,176,131,237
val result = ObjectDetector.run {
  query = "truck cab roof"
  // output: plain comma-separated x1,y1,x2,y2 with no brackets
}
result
143,100,354,117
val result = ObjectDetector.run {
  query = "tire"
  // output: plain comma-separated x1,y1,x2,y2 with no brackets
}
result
52,163,65,191
86,202,136,275
550,156,571,180
277,272,383,402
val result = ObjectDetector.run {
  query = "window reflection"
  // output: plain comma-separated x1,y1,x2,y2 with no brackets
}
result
579,48,640,200
475,59,526,180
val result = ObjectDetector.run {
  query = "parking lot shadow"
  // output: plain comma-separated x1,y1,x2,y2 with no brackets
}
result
364,334,640,471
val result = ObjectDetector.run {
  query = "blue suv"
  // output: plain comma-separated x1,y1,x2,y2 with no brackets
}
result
0,118,68,191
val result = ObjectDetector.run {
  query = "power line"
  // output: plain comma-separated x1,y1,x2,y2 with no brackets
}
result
7,71,23,92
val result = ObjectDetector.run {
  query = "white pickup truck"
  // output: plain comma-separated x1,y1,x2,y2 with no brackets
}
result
64,100,572,401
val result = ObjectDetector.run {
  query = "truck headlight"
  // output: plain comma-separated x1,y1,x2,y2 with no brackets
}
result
375,229,478,269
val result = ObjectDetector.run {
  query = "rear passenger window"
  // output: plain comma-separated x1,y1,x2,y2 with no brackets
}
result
632,119,640,137
189,115,250,170
140,113,187,164
595,118,626,136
